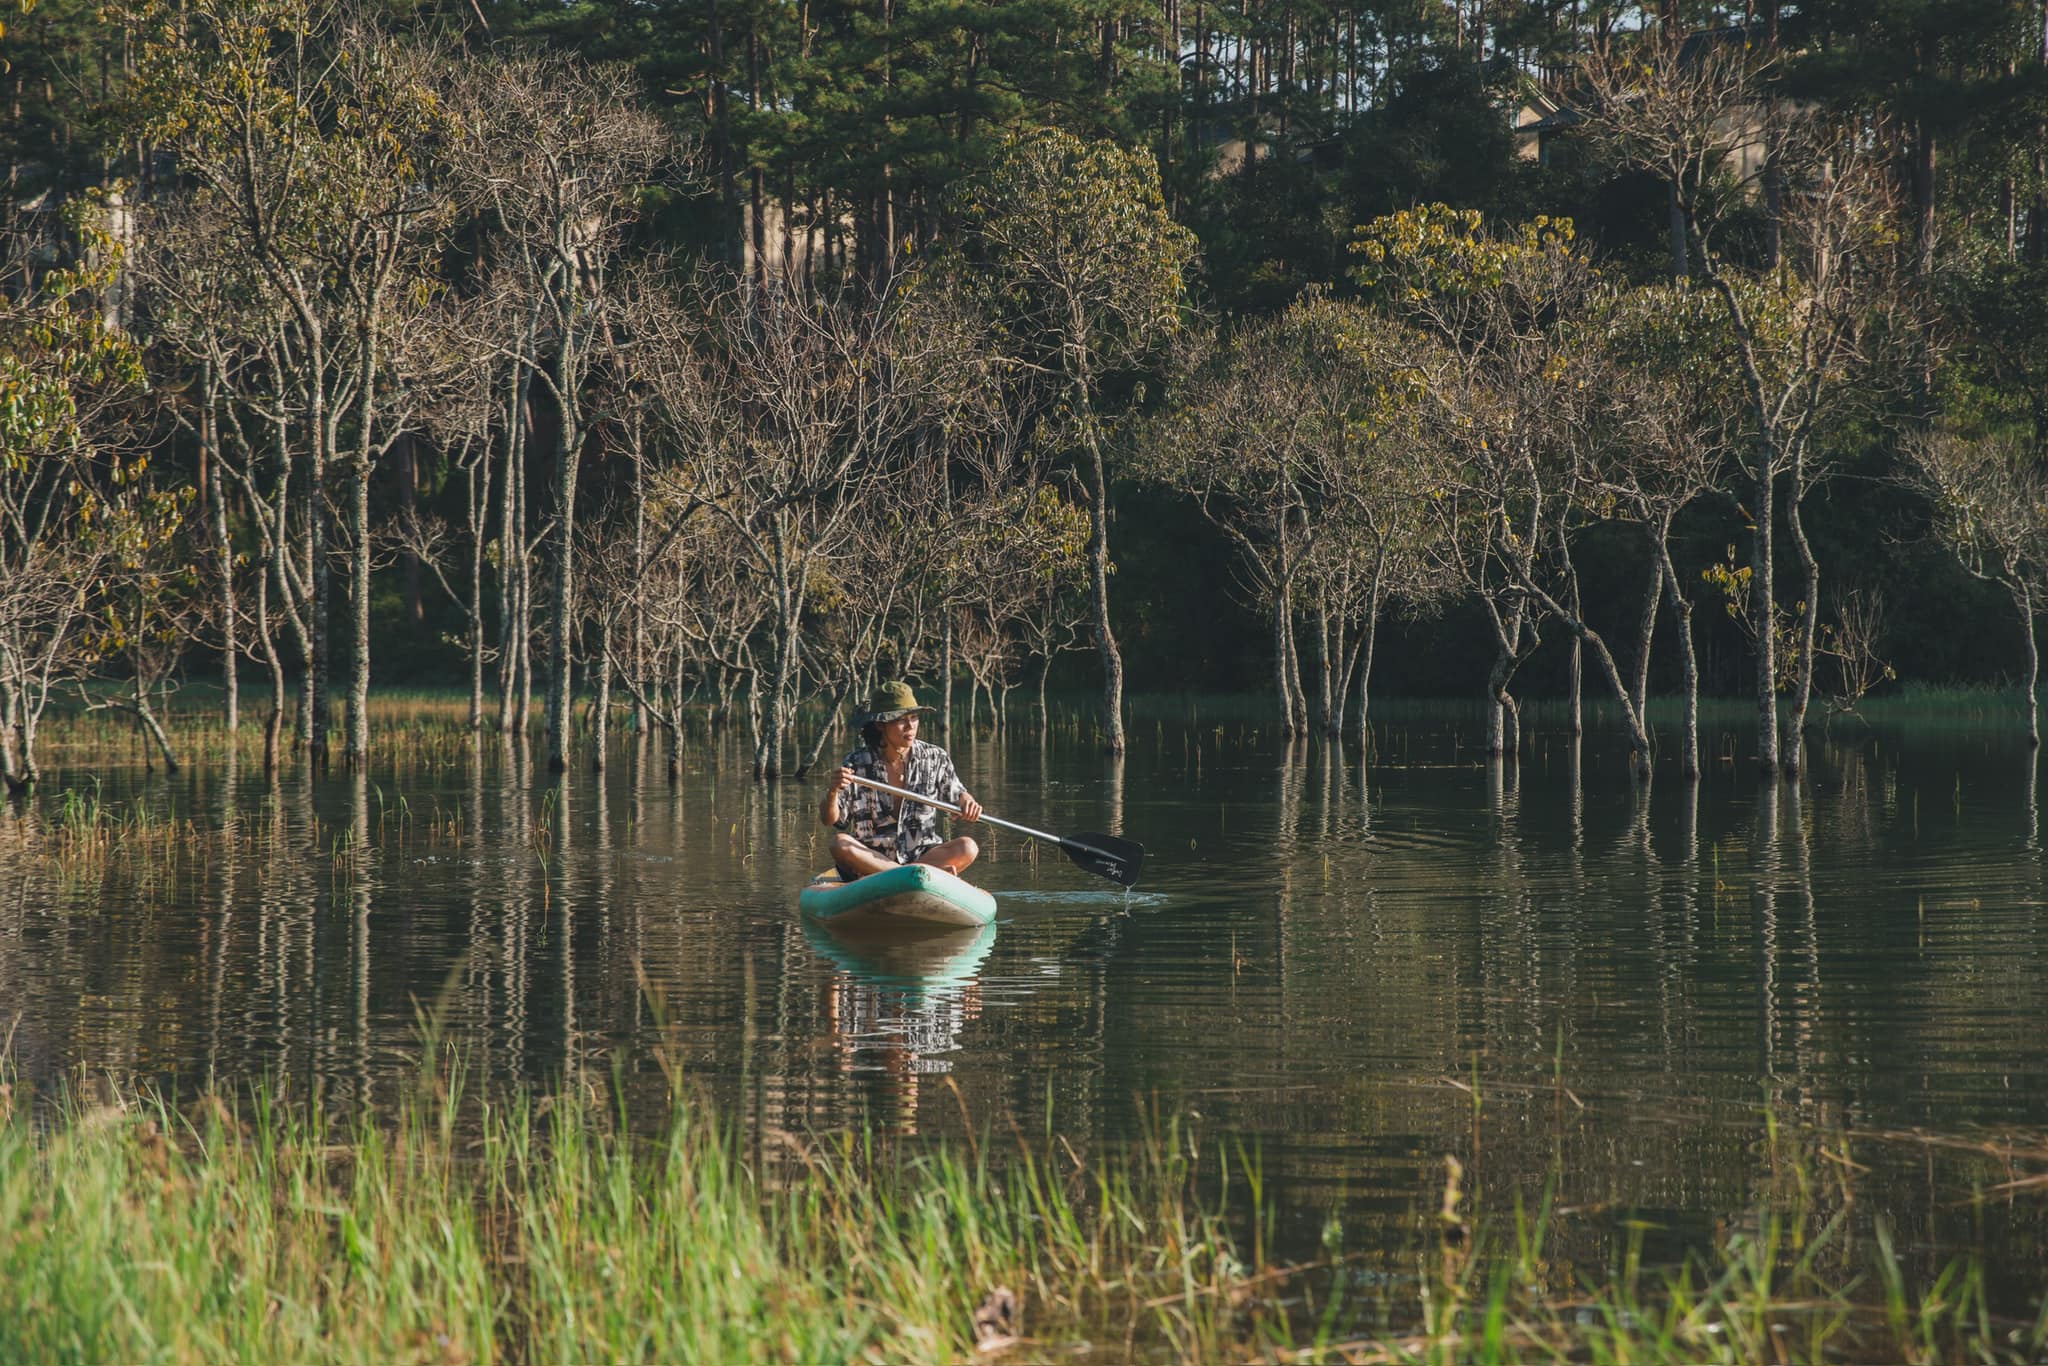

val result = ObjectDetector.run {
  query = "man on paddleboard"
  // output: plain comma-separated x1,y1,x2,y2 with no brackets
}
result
820,681,984,881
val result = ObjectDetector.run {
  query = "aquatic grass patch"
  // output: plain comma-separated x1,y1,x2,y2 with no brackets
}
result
2,1070,2044,1365
0,1068,1256,1364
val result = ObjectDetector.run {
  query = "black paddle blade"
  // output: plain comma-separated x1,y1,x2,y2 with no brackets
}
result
1059,832,1145,887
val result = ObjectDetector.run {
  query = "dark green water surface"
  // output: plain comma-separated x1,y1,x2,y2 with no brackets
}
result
6,708,2048,1304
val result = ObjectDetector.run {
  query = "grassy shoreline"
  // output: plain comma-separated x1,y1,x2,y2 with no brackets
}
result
3,1065,2043,1364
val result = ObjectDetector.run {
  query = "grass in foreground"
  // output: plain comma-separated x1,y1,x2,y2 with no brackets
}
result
2,1068,2045,1365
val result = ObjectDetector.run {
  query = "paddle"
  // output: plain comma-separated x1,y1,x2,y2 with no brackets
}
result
840,771,1146,888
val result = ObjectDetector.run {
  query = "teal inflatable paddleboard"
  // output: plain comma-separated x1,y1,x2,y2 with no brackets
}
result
798,863,997,931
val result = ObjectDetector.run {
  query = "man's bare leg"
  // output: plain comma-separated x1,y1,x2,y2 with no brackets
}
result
914,836,980,875
830,832,898,881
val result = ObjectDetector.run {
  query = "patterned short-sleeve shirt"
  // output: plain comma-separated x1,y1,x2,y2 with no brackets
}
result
839,740,965,863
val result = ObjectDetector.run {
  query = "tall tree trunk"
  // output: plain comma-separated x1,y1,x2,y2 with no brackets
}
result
1752,451,1780,772
1668,181,1688,280
940,613,954,736
204,377,238,740
1283,601,1308,736
497,365,526,734
1657,531,1700,780
629,429,647,739
591,615,610,772
1272,581,1296,735
2021,579,2040,748
1356,577,1381,740
1913,111,1937,280
1315,602,1337,737
257,556,285,772
515,406,535,739
546,402,580,774
347,455,372,766
467,455,491,734
1781,465,1819,772
1631,557,1661,716
400,435,423,625
1081,414,1125,755
308,404,331,769
1486,599,1525,758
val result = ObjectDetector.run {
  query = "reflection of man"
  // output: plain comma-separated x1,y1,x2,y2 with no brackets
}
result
818,681,984,881
825,972,984,1138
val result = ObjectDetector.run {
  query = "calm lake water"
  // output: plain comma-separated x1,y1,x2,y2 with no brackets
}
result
5,704,2048,1306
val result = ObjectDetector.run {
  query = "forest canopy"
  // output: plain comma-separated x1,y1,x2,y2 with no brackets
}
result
2,0,2046,783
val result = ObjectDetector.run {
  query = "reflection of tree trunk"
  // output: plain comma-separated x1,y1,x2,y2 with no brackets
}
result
1754,776,1781,1087
1104,754,1124,835
1567,736,1583,850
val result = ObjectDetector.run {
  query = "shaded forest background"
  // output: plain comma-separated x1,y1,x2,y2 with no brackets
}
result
3,0,2046,748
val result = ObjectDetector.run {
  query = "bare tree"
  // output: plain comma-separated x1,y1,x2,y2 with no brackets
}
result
1584,282,1731,779
454,53,671,774
950,129,1198,755
1584,27,1901,773
1357,208,1604,765
0,198,144,789
1903,430,2048,744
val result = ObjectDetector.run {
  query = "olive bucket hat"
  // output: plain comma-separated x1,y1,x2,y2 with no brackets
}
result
860,680,934,725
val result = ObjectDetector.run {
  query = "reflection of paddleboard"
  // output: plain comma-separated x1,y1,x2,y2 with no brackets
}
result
802,916,996,997
798,863,997,931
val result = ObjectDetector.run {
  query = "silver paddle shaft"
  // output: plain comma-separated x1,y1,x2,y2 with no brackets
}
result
839,771,1064,847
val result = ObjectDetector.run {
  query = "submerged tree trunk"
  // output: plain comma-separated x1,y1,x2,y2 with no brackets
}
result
1658,533,1701,780
1782,470,1820,774
257,560,285,773
545,370,582,774
203,381,238,741
308,418,331,769
1081,416,1125,756
346,455,372,767
1752,454,1780,773
2022,580,2040,748
132,672,180,776
1631,558,1661,718
1486,598,1528,760
1272,579,1296,736
584,619,605,771
496,366,526,735
1314,603,1337,737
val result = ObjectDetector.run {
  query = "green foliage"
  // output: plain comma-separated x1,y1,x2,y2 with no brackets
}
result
0,202,143,472
949,126,1196,386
